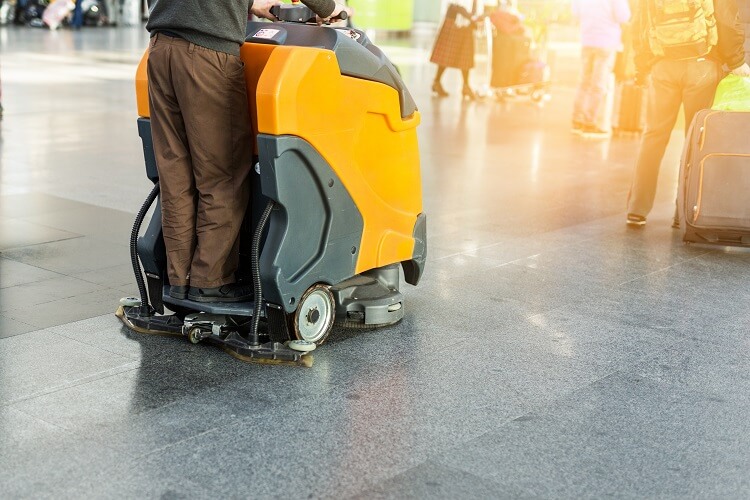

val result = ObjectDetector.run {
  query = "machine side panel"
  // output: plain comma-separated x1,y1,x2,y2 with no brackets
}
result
254,46,423,276
257,135,363,313
137,118,159,183
402,213,426,286
239,43,277,156
137,198,166,279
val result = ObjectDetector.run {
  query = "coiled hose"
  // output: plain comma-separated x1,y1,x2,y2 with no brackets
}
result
249,200,275,345
130,182,160,315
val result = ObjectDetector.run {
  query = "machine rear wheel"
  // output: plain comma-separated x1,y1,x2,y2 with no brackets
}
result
288,284,335,345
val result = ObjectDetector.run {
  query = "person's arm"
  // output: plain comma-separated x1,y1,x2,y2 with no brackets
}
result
453,5,474,21
301,0,350,19
714,0,747,71
250,0,280,20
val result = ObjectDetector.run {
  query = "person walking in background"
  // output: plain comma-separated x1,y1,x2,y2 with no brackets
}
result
71,0,84,29
430,1,482,100
626,0,749,227
571,0,631,138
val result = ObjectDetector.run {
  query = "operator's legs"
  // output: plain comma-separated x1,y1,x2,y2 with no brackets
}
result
627,60,684,218
147,35,196,287
175,44,253,289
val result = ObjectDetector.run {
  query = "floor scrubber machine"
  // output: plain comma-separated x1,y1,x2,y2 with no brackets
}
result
117,5,426,367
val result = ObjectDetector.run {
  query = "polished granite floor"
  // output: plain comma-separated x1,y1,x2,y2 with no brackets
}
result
1,24,750,499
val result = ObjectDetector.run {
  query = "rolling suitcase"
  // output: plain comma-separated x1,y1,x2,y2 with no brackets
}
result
491,33,531,88
678,109,750,246
612,82,646,135
516,60,547,85
43,0,74,30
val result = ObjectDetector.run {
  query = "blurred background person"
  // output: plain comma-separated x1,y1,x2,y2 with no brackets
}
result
71,0,84,29
430,1,482,100
571,0,631,137
626,0,749,227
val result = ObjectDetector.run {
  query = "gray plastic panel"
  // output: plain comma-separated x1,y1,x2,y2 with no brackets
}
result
137,198,165,279
137,118,159,182
402,213,426,286
162,285,256,316
257,135,364,313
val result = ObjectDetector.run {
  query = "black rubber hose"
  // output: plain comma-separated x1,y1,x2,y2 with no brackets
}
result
249,199,275,346
130,182,160,315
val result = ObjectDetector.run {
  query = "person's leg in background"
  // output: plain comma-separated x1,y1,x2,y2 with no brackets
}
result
580,47,615,136
626,59,684,225
100,0,114,25
71,0,84,29
433,65,449,97
461,69,476,100
681,58,722,133
572,46,595,133
14,0,27,24
670,58,721,228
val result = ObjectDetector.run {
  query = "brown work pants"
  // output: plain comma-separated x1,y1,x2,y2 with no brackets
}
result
147,34,253,289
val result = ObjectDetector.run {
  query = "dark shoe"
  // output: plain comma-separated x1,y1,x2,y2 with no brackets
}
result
188,283,253,303
169,285,189,300
581,125,611,138
462,85,477,101
432,81,449,97
626,214,647,227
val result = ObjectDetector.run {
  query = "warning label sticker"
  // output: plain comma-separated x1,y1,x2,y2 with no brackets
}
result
253,29,281,40
336,29,361,41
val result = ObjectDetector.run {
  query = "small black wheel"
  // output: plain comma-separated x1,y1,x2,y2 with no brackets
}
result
187,327,203,344
287,284,335,345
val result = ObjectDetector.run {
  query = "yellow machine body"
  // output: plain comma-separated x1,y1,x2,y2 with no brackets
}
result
136,41,422,276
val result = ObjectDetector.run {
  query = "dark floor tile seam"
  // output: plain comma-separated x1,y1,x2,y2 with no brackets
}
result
4,309,102,332
9,404,79,436
0,256,70,287
447,234,591,263
4,217,88,240
613,248,718,288
52,325,143,362
8,406,141,466
479,353,701,439
344,460,514,500
0,316,41,337
15,201,138,219
3,362,139,409
136,418,245,460
0,232,90,254
0,285,114,315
